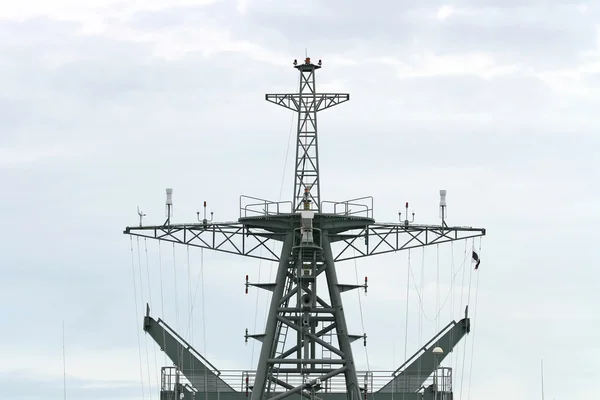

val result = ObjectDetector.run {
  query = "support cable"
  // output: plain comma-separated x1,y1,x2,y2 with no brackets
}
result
158,241,167,366
173,244,180,332
201,248,207,399
417,248,425,386
129,236,145,400
460,239,475,400
467,239,483,400
187,246,193,342
136,237,152,397
455,240,468,375
144,239,159,392
187,246,195,395
435,244,440,333
172,243,183,375
253,108,295,388
407,249,470,322
264,105,296,327
200,248,207,354
179,247,208,399
450,242,455,369
401,249,411,400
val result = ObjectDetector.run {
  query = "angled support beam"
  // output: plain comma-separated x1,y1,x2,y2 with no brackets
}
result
378,314,470,394
143,305,235,392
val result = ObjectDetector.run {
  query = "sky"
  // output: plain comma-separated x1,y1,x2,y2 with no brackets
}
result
1,0,599,399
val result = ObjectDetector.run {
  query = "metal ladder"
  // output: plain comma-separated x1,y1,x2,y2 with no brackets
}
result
321,321,334,392
266,266,296,396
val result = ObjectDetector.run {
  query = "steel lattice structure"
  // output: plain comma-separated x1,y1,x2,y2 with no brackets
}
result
124,57,486,400
266,59,349,212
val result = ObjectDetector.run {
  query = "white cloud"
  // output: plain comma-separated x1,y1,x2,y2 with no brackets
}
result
576,3,588,14
0,146,81,166
0,346,143,383
0,0,218,22
369,50,520,79
0,0,290,66
236,0,248,14
436,5,455,20
534,27,600,96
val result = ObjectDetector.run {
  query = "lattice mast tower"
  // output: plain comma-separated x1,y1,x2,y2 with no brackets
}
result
256,56,358,399
124,56,486,400
267,57,348,211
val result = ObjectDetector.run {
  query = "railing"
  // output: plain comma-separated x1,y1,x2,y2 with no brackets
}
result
187,369,452,394
239,195,374,219
321,196,374,219
240,195,294,218
382,368,452,393
161,366,198,393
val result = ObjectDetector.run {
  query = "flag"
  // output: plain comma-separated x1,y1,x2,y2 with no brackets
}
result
472,251,481,270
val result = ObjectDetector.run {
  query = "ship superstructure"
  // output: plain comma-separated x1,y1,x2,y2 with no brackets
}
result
124,57,486,400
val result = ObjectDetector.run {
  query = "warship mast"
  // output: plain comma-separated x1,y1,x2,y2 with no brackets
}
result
124,57,486,400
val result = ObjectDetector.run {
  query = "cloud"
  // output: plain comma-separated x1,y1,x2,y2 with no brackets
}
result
0,374,143,400
437,5,455,20
0,146,80,166
0,0,218,22
368,50,520,79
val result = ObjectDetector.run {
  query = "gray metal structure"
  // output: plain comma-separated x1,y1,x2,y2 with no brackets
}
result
124,57,486,400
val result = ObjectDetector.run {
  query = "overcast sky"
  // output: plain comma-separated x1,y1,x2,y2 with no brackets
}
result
1,1,599,400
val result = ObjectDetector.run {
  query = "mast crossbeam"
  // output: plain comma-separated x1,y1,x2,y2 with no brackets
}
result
330,223,486,262
124,223,281,262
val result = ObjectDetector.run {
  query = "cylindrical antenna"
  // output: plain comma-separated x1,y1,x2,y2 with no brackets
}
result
165,188,173,218
439,189,447,221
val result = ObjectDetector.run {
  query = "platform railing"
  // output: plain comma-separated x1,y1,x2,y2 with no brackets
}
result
321,196,374,219
240,195,294,217
189,369,452,394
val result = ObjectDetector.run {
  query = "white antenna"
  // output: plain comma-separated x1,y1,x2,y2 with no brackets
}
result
439,189,447,226
63,320,67,400
541,359,545,400
137,206,146,227
165,188,173,225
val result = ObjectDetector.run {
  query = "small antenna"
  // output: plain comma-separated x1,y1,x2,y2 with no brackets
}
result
63,320,67,400
137,206,146,227
165,188,173,225
197,201,214,226
439,189,447,227
398,202,415,226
